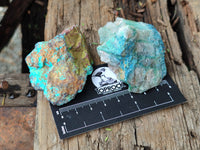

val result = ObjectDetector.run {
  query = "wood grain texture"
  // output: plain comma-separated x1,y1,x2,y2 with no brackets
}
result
34,0,200,149
172,0,200,78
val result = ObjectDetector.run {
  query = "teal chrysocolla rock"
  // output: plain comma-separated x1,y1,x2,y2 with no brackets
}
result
97,17,167,93
25,25,93,106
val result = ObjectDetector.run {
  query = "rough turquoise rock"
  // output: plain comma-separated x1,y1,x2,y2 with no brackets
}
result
26,26,93,106
97,17,167,93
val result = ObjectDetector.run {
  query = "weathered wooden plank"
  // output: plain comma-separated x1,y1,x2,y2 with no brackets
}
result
0,74,36,107
133,0,200,149
171,0,200,78
34,0,200,149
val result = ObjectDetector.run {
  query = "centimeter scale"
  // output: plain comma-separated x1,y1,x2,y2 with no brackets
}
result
50,64,187,139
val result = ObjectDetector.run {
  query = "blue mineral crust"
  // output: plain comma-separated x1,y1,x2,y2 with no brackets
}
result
97,17,167,93
25,26,93,106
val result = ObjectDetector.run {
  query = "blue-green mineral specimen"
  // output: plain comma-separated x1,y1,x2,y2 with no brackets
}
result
25,25,93,105
97,17,167,93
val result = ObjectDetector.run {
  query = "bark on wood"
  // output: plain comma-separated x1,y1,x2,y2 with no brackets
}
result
34,0,200,149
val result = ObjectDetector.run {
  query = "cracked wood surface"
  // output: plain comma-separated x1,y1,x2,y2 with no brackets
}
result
34,0,200,149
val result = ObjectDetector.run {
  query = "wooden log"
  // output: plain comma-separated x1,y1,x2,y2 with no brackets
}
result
34,0,200,149
172,0,200,78
0,0,9,6
0,0,33,51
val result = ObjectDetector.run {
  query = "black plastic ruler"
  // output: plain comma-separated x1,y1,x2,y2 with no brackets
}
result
50,64,187,139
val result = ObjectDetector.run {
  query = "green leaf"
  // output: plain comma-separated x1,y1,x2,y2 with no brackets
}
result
105,136,109,142
81,23,85,26
106,128,112,131
139,1,143,6
167,48,170,52
116,8,122,11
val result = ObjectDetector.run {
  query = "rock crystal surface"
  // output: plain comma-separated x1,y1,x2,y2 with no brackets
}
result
26,25,93,105
97,18,167,93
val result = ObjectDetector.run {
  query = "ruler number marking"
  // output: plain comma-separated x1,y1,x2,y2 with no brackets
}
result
56,111,59,115
83,121,87,127
75,108,79,115
134,101,140,111
64,125,68,133
100,112,105,121
129,92,134,99
120,111,123,116
155,87,159,92
103,101,107,107
89,104,93,110
116,96,120,102
167,92,174,102
154,100,157,105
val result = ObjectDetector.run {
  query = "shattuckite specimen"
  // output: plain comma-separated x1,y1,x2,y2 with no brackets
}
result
26,25,93,105
97,17,167,93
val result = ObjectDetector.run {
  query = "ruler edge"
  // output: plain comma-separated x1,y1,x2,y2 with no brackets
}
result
51,98,187,139
49,64,188,139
